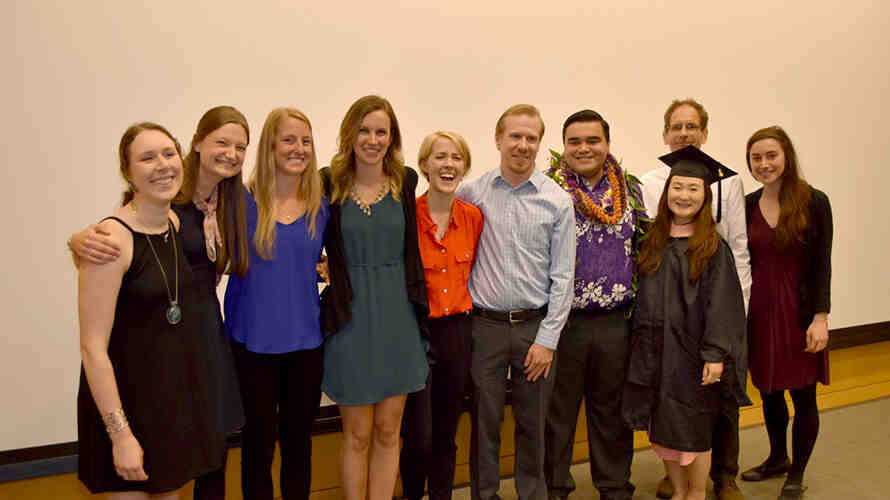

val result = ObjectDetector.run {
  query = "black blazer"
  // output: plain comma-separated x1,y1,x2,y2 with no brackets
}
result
319,166,429,337
745,187,833,330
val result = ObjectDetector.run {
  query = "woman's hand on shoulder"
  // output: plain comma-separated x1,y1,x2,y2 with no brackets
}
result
111,430,148,482
69,223,121,266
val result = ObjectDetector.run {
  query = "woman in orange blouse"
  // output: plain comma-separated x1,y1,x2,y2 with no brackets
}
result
400,131,483,500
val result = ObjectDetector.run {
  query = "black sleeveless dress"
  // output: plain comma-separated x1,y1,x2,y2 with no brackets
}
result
77,217,228,494
173,202,244,437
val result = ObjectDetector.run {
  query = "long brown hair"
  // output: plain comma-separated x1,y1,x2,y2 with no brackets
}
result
176,106,250,277
118,122,182,205
329,95,405,204
746,126,812,248
248,108,324,259
638,175,720,284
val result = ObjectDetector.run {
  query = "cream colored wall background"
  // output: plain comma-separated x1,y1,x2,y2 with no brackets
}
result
2,0,888,452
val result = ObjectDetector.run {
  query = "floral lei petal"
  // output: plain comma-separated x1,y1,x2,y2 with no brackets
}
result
546,152,625,225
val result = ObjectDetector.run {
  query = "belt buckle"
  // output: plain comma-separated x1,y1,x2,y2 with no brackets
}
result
508,310,523,324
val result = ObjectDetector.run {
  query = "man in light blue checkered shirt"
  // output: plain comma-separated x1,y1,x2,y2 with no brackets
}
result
457,104,576,500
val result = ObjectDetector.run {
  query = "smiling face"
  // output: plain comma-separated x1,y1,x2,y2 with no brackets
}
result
194,122,248,182
126,129,183,203
563,120,610,181
496,113,543,183
663,104,708,152
667,175,706,224
421,137,467,195
274,116,314,178
353,109,392,169
748,138,786,188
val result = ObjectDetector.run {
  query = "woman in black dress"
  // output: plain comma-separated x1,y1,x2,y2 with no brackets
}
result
78,122,232,498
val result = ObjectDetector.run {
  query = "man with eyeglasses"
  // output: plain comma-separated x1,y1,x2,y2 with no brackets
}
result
640,98,752,500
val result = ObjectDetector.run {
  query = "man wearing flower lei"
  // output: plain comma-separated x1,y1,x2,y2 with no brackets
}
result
543,109,648,500
641,98,752,500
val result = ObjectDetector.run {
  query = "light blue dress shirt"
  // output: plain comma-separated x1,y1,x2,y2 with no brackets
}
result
457,168,576,350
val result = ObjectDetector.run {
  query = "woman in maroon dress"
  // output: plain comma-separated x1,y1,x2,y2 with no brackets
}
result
741,126,833,500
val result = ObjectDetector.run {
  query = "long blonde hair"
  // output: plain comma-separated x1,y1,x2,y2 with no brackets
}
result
329,95,405,204
248,108,324,259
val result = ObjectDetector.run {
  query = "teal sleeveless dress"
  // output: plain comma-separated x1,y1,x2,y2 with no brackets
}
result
322,193,429,405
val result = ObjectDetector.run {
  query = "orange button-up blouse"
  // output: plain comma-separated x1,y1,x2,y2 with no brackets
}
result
416,194,484,318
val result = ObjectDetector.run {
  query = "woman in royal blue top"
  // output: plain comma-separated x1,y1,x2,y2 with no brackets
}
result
224,107,328,500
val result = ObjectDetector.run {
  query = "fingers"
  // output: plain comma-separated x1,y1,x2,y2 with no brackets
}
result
525,362,546,382
116,464,148,481
804,330,816,352
701,364,722,385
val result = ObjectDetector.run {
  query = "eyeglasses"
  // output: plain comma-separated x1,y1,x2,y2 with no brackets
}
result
668,123,701,132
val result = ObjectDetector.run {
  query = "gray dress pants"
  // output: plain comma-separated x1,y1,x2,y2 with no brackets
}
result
470,313,556,500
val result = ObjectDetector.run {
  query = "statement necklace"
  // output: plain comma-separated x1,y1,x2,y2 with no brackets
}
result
546,152,626,225
349,180,389,216
144,221,181,325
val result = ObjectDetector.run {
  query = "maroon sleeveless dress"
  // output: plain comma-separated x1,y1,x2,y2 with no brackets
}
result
747,206,829,392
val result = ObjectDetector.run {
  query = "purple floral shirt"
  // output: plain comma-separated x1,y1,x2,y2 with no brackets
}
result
568,164,641,311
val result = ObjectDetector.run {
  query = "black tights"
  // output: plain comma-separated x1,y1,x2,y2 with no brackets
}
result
760,384,819,484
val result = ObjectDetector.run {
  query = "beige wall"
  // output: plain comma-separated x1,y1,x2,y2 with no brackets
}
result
2,0,888,451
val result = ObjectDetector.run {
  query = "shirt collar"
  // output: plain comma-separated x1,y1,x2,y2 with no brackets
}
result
492,168,544,192
416,193,462,233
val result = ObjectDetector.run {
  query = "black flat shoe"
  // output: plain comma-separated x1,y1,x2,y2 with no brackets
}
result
741,458,791,482
778,481,807,499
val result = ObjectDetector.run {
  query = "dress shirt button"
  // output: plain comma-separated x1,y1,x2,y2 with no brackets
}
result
443,289,448,294
441,248,445,253
445,307,449,312
441,268,446,273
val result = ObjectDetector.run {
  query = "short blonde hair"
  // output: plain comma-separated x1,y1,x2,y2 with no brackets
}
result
495,104,544,140
417,131,472,180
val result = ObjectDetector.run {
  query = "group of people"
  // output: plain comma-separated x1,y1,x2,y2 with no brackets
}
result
70,96,832,500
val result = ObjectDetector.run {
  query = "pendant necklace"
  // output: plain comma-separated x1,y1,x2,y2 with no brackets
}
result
349,180,389,216
144,221,181,325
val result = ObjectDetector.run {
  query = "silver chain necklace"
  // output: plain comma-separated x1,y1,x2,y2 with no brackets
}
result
144,221,181,325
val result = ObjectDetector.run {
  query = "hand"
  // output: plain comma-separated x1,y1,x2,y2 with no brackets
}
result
805,318,829,352
702,362,723,385
111,432,148,481
70,225,121,265
523,343,553,382
316,254,329,285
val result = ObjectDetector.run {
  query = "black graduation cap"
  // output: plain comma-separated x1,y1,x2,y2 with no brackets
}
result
658,145,738,222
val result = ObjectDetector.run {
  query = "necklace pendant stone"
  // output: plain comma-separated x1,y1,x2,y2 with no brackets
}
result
166,301,182,325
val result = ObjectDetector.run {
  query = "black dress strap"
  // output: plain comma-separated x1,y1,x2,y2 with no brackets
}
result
100,216,135,234
100,216,175,235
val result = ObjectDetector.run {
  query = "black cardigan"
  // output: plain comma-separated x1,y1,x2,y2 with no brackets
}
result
319,166,429,337
745,187,833,330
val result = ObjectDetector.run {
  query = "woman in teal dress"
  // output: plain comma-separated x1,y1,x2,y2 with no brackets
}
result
320,95,429,500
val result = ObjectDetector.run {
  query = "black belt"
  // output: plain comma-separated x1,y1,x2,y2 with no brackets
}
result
473,305,547,324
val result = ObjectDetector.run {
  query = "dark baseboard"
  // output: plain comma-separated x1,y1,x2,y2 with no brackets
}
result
828,321,890,350
2,320,887,483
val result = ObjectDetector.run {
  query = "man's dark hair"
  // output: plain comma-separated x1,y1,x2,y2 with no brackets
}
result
562,109,610,143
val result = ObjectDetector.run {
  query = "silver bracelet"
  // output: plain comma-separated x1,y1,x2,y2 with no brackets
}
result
102,408,129,435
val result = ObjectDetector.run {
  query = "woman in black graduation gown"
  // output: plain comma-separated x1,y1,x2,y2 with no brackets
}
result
624,146,750,500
